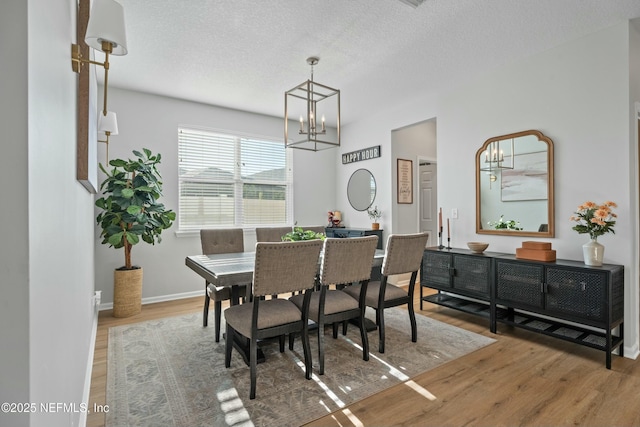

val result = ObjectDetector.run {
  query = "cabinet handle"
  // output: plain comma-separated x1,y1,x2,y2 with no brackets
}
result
581,282,586,292
540,282,547,293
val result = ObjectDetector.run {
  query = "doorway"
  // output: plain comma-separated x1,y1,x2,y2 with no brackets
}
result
419,161,437,247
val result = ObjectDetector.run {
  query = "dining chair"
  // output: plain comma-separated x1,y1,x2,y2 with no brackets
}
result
290,235,379,375
344,232,429,353
255,226,292,243
224,240,323,399
200,228,247,342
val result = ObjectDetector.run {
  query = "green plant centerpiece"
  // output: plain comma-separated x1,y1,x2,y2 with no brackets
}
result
96,149,176,269
95,149,176,317
488,215,522,231
282,227,326,241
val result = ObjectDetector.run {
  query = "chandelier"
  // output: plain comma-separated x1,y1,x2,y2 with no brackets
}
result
284,57,340,151
479,138,514,188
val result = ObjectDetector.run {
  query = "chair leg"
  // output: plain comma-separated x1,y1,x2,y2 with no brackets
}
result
214,300,222,342
203,293,210,327
409,301,417,343
377,308,386,353
302,323,312,380
279,335,285,352
224,323,233,368
332,323,339,339
288,333,295,351
250,336,258,399
342,320,348,336
359,313,370,362
318,323,326,375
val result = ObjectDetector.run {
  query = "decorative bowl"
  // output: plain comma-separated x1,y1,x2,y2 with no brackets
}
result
467,242,489,253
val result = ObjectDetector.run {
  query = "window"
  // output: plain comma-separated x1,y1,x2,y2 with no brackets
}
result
178,127,293,230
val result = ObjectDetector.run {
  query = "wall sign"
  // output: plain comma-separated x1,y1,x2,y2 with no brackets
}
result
397,158,413,204
342,145,381,164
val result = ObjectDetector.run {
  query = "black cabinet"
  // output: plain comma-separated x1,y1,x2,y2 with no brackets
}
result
420,248,494,320
421,248,624,369
325,227,383,249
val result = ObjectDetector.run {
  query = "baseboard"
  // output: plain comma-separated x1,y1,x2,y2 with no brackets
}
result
80,292,101,427
98,290,202,311
624,342,640,360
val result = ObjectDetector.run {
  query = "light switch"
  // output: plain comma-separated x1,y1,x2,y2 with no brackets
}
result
452,208,458,219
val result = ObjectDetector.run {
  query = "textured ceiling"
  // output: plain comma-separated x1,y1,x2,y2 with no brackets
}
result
103,0,640,125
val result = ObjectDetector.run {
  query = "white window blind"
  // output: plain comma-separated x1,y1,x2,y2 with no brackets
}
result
178,127,293,230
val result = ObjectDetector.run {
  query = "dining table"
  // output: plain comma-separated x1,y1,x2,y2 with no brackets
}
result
185,248,385,365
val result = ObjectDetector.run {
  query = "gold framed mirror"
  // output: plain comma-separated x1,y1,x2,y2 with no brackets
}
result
476,130,554,237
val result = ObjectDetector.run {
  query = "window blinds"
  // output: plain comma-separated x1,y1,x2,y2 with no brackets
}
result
178,127,292,230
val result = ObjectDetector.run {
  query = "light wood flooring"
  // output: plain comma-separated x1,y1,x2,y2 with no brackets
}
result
88,292,640,427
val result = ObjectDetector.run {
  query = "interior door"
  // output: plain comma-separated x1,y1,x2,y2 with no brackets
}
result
419,162,437,247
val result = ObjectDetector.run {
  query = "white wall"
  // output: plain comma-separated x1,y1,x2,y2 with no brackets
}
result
0,1,98,426
95,88,337,304
0,2,30,426
437,22,638,357
391,119,437,235
339,20,638,358
339,93,439,234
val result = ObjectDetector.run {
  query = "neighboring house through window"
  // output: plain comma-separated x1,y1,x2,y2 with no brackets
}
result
178,127,293,230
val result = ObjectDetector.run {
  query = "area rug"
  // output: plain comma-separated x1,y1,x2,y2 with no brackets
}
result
106,308,495,427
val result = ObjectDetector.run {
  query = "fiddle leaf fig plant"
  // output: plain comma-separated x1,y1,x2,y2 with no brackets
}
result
95,148,176,270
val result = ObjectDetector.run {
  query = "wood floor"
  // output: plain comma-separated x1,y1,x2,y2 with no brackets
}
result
88,292,640,427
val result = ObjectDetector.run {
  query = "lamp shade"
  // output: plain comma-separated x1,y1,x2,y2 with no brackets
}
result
85,0,128,56
98,111,119,135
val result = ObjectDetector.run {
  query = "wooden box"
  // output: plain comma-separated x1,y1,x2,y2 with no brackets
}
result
521,241,552,251
515,247,557,262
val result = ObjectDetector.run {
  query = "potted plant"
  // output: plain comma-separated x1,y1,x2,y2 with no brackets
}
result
95,148,176,317
367,206,382,230
488,215,522,231
282,227,326,241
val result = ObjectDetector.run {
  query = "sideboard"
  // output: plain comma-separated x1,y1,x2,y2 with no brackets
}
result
325,227,383,249
420,247,624,368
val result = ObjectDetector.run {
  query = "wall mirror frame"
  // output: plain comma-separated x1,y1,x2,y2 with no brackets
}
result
475,130,555,237
347,168,376,211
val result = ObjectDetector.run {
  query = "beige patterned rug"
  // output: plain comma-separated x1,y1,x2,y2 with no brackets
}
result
107,307,494,427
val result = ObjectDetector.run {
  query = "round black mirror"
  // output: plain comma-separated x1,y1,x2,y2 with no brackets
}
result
347,169,376,211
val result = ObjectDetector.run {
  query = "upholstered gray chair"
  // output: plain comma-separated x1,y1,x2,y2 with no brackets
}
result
344,232,429,353
200,228,247,342
291,235,378,375
255,226,292,243
224,240,323,399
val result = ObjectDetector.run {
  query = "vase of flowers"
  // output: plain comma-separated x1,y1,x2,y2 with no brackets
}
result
570,201,617,266
367,206,382,230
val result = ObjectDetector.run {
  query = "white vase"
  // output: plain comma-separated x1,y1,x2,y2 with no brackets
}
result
582,238,604,266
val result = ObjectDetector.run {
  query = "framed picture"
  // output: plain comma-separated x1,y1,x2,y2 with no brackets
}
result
397,158,413,204
501,151,548,201
76,0,98,194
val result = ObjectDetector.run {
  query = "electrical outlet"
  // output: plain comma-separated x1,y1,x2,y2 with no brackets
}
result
451,208,458,219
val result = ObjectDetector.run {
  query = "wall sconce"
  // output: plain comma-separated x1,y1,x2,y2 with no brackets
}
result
98,111,118,162
71,0,127,117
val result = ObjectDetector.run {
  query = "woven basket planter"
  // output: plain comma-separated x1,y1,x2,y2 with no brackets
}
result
113,267,143,318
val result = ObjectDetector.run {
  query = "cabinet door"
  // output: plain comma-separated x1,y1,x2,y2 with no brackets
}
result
545,267,607,324
495,261,544,309
422,251,452,290
452,255,491,298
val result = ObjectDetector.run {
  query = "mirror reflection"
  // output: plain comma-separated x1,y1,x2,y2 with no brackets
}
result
347,169,376,211
476,130,554,237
